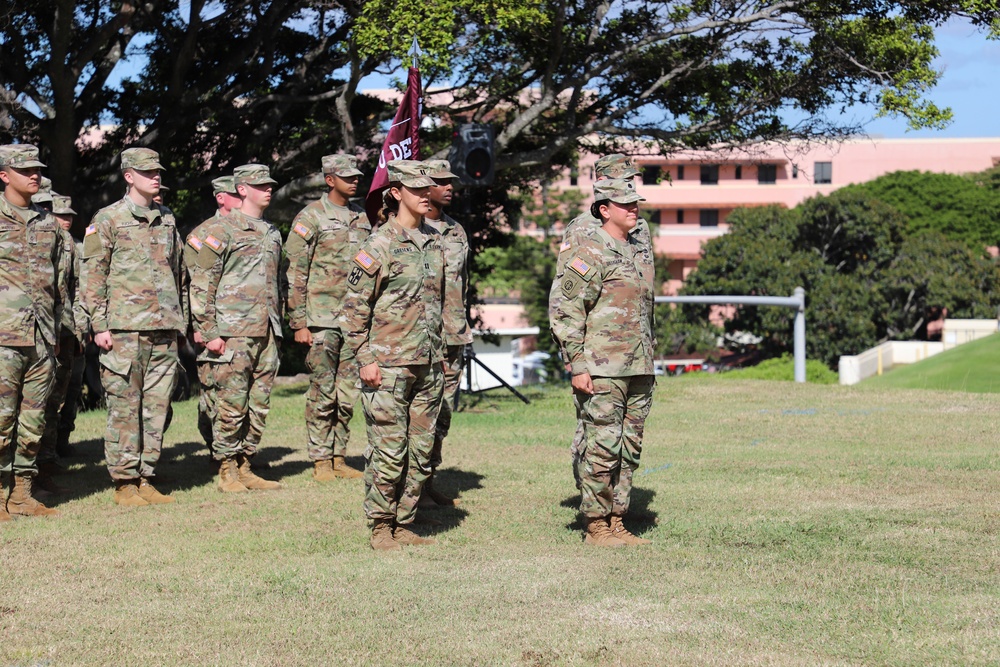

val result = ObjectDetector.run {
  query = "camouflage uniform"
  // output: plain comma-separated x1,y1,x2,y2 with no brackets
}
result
285,155,371,463
551,155,653,488
0,147,66,481
82,149,188,482
549,179,655,521
188,168,284,462
339,161,445,526
184,176,240,451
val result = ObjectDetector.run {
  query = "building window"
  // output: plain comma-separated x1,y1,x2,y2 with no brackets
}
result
677,165,685,180
757,164,777,184
647,209,661,225
641,166,660,185
700,165,719,184
815,161,832,184
699,209,719,226
792,164,799,179
569,172,578,186
735,165,742,180
676,209,685,224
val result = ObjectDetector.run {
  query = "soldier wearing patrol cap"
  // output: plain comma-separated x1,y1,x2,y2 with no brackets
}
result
188,164,284,494
420,159,470,507
37,193,87,494
30,177,54,212
339,159,446,551
0,144,67,518
185,175,242,456
551,154,654,491
82,146,188,507
550,178,656,547
284,154,371,482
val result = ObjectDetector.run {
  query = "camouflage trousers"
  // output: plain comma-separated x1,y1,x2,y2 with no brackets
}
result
304,328,360,461
0,337,55,477
430,345,465,469
196,358,216,450
361,364,443,524
575,375,655,518
38,334,80,464
211,331,280,460
100,330,178,481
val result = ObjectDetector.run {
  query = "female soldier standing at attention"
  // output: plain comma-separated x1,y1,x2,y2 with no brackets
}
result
339,160,446,551
550,178,656,547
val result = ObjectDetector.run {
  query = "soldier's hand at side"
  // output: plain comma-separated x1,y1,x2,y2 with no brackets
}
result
571,372,594,395
94,331,113,351
293,328,313,345
360,363,382,388
193,331,204,345
207,337,226,355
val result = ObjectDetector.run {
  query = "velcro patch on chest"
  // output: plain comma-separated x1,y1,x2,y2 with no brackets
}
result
354,249,379,274
187,236,203,251
292,221,313,239
568,256,594,280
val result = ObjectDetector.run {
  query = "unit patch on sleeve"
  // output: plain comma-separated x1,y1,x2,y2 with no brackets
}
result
348,266,364,286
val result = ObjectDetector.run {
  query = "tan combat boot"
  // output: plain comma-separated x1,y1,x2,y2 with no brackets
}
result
0,479,11,522
137,478,175,504
237,454,281,490
312,459,338,482
393,524,436,546
583,517,626,547
422,473,459,507
332,456,363,479
609,515,651,545
217,458,248,493
370,519,400,551
7,475,60,517
113,479,149,507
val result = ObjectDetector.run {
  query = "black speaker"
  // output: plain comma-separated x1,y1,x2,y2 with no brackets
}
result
448,123,495,186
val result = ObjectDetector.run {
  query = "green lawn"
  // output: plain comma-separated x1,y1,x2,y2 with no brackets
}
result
866,333,1000,393
2,378,999,666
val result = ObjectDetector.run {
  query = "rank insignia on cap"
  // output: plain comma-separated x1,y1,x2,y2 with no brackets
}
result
560,240,571,252
293,222,311,238
187,236,203,250
355,250,375,270
569,257,592,277
85,224,97,236
204,235,223,250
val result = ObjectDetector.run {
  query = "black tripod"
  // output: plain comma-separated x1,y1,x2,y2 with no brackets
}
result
454,343,530,409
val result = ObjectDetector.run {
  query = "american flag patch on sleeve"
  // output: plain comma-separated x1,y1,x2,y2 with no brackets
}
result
187,236,203,251
85,224,96,236
569,257,592,277
204,235,223,251
354,250,375,270
293,222,311,238
560,240,571,252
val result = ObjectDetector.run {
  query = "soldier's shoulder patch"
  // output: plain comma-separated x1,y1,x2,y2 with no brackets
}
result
85,224,97,237
568,256,594,280
292,220,314,240
560,240,572,252
561,273,583,298
187,235,203,251
203,234,225,253
354,249,379,275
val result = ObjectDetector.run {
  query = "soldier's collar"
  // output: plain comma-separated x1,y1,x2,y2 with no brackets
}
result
0,194,40,225
597,227,630,254
123,195,162,224
320,194,351,217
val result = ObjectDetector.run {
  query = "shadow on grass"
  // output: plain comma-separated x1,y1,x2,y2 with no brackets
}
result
412,467,484,535
561,487,658,537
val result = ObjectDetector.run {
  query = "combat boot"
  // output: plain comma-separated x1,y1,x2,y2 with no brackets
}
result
370,519,400,551
312,459,338,482
610,515,651,545
0,480,11,522
113,479,149,507
137,478,175,504
35,462,68,495
7,475,60,517
332,456,363,479
237,454,281,490
393,524,436,546
583,517,626,547
217,458,248,493
422,473,459,507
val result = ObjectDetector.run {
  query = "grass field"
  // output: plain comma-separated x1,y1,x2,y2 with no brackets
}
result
2,377,999,666
866,333,1000,393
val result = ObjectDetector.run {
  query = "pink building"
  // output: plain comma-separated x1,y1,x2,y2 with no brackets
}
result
545,138,1000,294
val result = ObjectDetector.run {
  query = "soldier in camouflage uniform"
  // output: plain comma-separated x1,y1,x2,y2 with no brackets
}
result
550,178,656,547
188,164,284,493
421,159,470,507
0,145,66,518
285,154,370,482
550,154,654,489
82,147,187,507
185,175,242,455
339,160,445,551
37,194,86,494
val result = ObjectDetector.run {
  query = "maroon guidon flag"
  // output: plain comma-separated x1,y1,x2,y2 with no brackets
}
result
365,66,422,224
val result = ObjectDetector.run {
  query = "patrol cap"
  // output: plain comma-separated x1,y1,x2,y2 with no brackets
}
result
425,159,458,180
233,163,278,186
387,160,434,188
31,177,54,204
322,154,364,177
52,194,77,216
594,154,639,179
211,176,237,196
121,147,165,171
593,178,645,204
0,144,46,169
